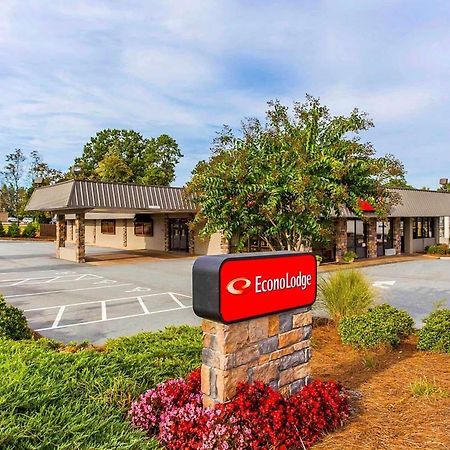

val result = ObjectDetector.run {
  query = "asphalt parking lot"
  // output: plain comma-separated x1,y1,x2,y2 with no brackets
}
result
1,241,449,343
0,241,199,343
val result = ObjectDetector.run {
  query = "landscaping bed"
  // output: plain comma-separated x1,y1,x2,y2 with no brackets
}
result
311,323,450,449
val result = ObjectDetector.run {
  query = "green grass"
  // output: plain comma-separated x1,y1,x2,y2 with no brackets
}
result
0,326,202,449
409,376,450,398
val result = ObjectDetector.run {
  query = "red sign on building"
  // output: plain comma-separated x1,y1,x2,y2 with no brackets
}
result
193,252,317,323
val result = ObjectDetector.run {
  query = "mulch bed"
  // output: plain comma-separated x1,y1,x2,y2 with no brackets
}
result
311,323,450,449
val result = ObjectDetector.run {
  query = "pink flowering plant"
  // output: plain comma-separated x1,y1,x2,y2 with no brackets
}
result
129,368,349,449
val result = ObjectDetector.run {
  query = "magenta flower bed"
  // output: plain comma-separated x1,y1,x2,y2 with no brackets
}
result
129,369,349,449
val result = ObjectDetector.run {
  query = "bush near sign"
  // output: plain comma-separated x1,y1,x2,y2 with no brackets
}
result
193,252,317,324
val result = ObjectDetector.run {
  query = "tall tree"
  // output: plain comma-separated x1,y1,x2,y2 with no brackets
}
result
95,146,133,182
29,150,64,186
188,96,404,251
1,149,26,222
72,129,182,185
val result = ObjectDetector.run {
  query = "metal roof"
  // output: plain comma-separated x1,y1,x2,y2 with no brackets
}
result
26,180,196,213
388,188,450,217
26,181,450,218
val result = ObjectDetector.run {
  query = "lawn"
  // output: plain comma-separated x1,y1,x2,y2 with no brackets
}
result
0,327,202,450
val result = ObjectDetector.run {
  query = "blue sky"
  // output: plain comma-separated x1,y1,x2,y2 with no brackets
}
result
1,0,449,187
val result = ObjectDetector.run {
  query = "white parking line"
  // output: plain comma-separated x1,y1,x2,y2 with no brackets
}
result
34,305,191,332
5,283,131,299
22,291,193,332
52,306,66,329
101,301,107,321
168,292,186,308
24,291,179,311
137,296,150,314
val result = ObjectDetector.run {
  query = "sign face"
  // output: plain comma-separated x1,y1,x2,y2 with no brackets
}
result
193,252,317,324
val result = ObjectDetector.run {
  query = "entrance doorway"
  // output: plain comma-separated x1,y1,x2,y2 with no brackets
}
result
169,219,189,252
347,219,368,259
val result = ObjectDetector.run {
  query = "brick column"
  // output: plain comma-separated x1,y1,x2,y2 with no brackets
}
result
55,214,66,258
164,216,170,251
74,212,85,263
201,306,312,407
335,218,347,262
188,214,195,255
367,218,378,258
123,220,128,248
92,220,97,244
393,217,401,255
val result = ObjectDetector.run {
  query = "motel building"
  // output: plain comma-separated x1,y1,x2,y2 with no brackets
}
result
26,180,450,263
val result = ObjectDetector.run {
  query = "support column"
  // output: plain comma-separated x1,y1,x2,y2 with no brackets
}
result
367,218,378,258
123,219,128,248
335,218,347,262
404,218,414,254
164,216,170,251
55,214,66,258
74,212,86,263
393,217,401,255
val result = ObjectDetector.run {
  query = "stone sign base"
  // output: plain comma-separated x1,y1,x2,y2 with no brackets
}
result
201,306,313,407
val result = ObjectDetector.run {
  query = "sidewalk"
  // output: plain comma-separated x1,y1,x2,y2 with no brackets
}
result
317,254,422,273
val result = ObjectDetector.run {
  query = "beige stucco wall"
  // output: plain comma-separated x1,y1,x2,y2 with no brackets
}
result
65,214,225,255
194,231,224,255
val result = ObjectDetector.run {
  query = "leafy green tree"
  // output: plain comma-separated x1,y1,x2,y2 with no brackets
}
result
1,149,26,223
29,150,63,186
95,146,133,182
139,134,183,185
188,96,404,251
72,129,182,185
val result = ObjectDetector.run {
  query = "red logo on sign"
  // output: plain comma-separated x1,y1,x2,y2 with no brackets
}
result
226,277,251,295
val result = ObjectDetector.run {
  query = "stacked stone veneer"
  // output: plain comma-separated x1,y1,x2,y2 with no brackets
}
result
367,218,377,258
335,218,347,262
201,306,313,407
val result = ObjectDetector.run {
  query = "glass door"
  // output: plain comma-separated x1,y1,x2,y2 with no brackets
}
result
169,219,189,252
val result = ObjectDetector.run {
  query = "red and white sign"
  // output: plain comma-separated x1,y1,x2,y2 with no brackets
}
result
219,253,317,322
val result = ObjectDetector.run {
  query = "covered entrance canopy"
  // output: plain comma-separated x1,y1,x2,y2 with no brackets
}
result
26,180,196,263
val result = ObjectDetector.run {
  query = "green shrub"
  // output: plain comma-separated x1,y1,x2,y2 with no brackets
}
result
0,295,32,340
0,325,201,449
338,303,414,349
21,222,37,238
0,222,5,237
417,309,450,353
426,244,449,255
6,222,20,237
318,269,375,322
342,251,358,263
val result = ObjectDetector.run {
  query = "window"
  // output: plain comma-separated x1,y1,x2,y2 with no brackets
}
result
439,217,445,238
413,217,435,239
134,216,153,237
101,219,115,235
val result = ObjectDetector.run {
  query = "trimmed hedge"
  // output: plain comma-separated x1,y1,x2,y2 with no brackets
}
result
417,309,450,353
338,304,414,349
0,295,32,340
